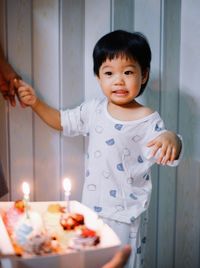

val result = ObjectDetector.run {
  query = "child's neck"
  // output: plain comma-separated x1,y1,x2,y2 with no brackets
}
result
107,100,152,121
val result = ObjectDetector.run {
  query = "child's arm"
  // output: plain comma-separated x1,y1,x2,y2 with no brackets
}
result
146,131,182,165
16,80,62,131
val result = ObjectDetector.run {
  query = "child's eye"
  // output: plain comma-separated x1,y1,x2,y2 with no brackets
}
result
124,70,133,75
104,71,112,76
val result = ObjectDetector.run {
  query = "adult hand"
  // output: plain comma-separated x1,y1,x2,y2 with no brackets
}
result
102,245,131,268
0,47,24,107
0,70,24,107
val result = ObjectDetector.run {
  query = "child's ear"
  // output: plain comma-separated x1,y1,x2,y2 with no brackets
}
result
142,69,149,84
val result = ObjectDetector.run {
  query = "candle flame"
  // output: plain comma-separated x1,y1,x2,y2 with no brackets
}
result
63,178,71,193
22,182,30,196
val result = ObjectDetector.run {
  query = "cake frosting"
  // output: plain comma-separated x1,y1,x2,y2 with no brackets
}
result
2,200,25,235
13,211,44,246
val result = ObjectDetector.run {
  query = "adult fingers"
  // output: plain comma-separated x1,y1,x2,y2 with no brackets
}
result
9,78,16,96
8,94,16,107
0,73,9,98
102,245,131,268
14,78,29,88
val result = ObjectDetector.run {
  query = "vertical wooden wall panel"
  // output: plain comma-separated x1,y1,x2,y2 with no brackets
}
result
32,0,60,200
0,0,9,201
112,0,134,31
6,0,33,200
157,1,181,268
60,0,85,201
134,1,161,267
84,0,111,101
176,0,200,267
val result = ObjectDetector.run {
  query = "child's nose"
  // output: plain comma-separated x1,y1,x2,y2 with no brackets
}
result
114,74,124,84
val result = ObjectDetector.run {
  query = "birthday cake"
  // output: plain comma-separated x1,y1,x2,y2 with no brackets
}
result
1,201,100,256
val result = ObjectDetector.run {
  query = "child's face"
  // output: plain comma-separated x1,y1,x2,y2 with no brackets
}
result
97,56,148,106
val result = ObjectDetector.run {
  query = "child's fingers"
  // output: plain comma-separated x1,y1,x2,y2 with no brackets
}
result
158,144,175,165
149,141,162,158
18,87,33,97
146,139,155,147
17,87,36,106
170,147,176,162
160,146,172,165
156,144,167,164
19,92,33,102
14,87,27,108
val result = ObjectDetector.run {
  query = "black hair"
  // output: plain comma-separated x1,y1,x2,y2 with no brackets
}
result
93,30,151,96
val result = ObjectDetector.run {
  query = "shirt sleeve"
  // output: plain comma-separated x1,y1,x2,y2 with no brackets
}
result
60,99,98,137
141,113,167,164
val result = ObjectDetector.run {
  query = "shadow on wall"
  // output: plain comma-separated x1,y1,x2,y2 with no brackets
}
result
178,89,199,159
143,81,200,268
175,87,200,268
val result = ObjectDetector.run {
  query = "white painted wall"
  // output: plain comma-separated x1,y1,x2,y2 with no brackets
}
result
84,0,111,100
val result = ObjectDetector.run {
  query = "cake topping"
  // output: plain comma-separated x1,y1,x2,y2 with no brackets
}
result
25,234,60,255
69,226,100,249
60,213,84,230
47,204,64,213
14,200,25,213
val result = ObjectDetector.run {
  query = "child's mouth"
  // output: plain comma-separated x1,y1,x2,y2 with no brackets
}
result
113,90,128,96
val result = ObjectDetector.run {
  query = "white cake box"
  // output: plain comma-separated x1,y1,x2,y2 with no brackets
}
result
0,201,121,268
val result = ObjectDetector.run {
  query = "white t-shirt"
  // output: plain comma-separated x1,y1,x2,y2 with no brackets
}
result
61,97,180,224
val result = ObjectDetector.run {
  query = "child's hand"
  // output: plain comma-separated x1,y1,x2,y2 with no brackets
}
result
15,80,37,107
146,131,182,165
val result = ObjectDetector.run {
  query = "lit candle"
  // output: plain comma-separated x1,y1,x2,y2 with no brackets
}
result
22,181,30,218
63,178,71,212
